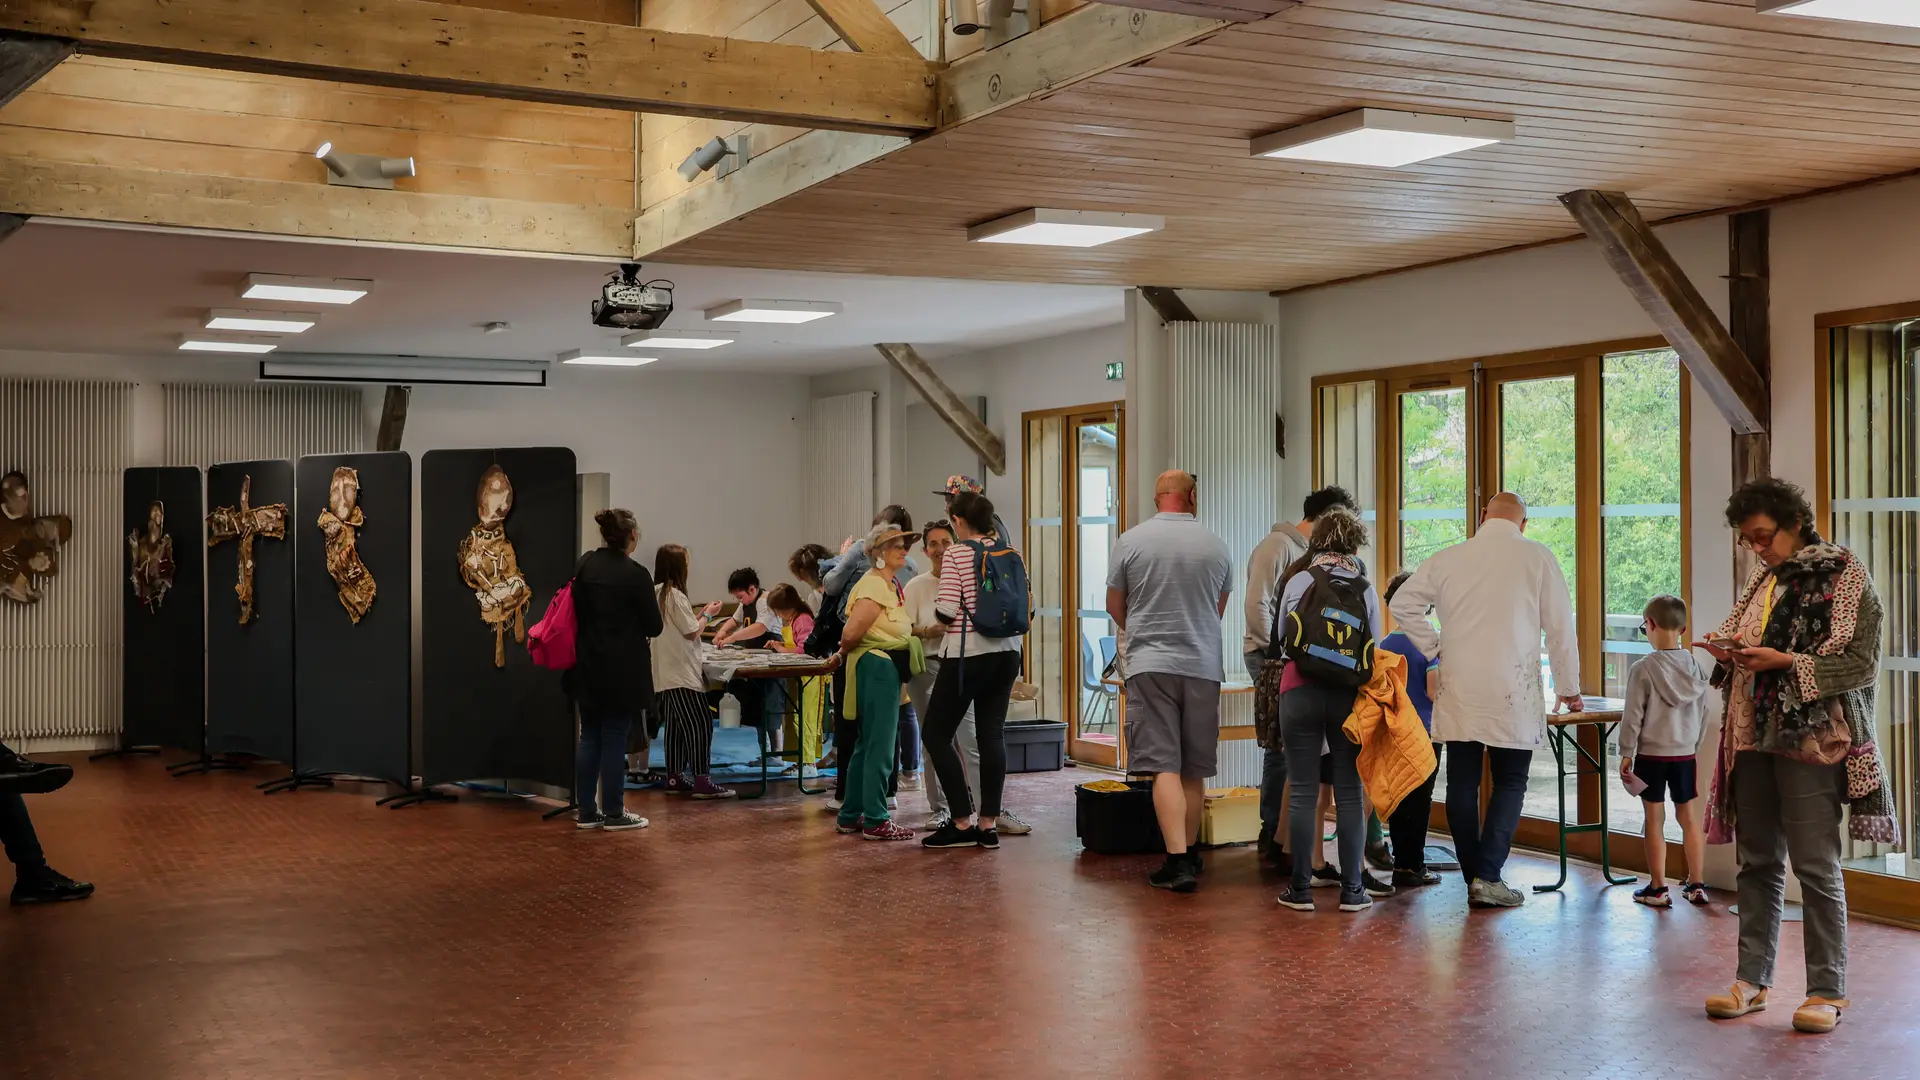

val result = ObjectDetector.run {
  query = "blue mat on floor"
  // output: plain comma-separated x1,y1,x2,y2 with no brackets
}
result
626,724,834,788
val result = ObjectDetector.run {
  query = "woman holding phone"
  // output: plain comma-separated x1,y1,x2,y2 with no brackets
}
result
1698,479,1897,1035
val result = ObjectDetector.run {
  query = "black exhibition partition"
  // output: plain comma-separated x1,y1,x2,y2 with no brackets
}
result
420,447,577,792
205,459,296,764
117,466,206,755
293,452,412,786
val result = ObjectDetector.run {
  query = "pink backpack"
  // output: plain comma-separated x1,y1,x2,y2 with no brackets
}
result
527,580,578,671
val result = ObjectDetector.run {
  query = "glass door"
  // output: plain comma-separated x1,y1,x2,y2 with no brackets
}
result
1392,375,1476,577
1073,414,1122,767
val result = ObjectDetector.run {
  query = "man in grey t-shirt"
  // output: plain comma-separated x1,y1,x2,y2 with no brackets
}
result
1106,470,1233,894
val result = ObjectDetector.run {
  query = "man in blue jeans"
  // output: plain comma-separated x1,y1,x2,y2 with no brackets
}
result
1388,492,1581,910
1,743,94,905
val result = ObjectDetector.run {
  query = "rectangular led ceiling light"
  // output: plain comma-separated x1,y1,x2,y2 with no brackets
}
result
967,209,1165,248
1250,109,1516,168
621,328,735,350
561,350,657,367
1758,0,1920,28
180,335,278,355
704,299,842,324
242,274,372,305
205,309,318,334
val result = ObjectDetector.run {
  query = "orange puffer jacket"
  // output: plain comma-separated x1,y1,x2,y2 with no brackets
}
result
1342,648,1437,819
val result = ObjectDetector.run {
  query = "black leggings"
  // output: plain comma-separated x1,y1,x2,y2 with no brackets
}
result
1388,746,1441,871
657,688,714,778
921,650,1021,820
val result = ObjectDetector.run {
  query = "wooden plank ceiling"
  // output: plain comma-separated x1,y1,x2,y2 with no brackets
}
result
644,0,1920,291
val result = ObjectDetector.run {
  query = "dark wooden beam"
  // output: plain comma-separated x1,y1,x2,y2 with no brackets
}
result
875,343,1007,476
0,30,71,110
1560,189,1769,436
1140,286,1198,324
1729,208,1772,582
0,212,25,244
375,385,410,453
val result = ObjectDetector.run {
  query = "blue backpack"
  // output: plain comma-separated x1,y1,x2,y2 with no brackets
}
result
962,539,1030,639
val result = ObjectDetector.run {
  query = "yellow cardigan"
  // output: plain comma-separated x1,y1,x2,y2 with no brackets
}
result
1342,648,1437,819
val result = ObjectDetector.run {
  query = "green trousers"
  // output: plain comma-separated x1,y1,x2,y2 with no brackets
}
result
840,652,902,828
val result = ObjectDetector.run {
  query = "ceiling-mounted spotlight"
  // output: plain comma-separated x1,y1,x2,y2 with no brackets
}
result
677,135,752,182
1250,108,1514,168
1757,0,1920,28
952,0,986,33
313,142,417,189
483,321,512,335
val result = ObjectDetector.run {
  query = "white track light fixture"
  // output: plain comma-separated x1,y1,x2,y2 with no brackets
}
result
677,135,752,182
314,142,417,189
1758,0,1920,28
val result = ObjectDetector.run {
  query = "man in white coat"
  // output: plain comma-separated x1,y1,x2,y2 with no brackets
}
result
1388,492,1581,910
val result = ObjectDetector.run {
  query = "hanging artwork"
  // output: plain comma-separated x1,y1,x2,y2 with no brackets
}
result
127,499,176,613
316,466,377,623
207,475,288,625
0,471,72,605
457,464,531,667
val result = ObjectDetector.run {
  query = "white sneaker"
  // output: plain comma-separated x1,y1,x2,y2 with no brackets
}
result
995,809,1033,835
923,812,952,831
886,796,899,810
824,797,843,812
602,812,649,832
801,765,820,779
899,771,922,791
1469,878,1525,909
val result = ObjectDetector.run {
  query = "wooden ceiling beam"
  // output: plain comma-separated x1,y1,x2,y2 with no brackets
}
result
1094,0,1295,22
0,212,26,244
0,29,70,109
1140,286,1198,323
635,5,1226,258
0,0,937,134
0,156,635,258
876,343,1008,477
1560,188,1769,436
803,0,921,60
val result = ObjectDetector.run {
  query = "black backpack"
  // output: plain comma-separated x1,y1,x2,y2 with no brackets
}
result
1275,566,1375,688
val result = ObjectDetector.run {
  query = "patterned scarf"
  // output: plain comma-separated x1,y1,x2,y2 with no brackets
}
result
1750,543,1854,745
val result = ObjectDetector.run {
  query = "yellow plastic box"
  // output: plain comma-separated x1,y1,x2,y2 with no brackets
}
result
1198,786,1261,845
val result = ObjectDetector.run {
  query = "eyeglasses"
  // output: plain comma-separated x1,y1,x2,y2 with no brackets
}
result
1738,527,1780,551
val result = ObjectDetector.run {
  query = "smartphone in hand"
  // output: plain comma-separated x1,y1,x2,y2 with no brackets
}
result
1691,636,1734,663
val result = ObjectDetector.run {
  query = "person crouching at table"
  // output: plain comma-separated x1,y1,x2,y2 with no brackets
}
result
829,524,923,841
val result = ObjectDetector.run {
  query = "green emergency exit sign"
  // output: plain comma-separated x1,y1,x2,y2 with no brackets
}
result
1105,361,1124,381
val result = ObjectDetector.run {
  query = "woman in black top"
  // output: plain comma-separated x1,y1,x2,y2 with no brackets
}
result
568,508,663,831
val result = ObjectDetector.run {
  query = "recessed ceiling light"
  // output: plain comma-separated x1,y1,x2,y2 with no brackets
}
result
967,209,1165,248
204,309,317,334
560,350,657,368
704,300,841,324
621,328,735,350
1757,0,1920,27
242,273,372,305
1250,109,1515,168
179,335,278,355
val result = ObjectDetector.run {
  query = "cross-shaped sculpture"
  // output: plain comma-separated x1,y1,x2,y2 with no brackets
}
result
207,475,287,625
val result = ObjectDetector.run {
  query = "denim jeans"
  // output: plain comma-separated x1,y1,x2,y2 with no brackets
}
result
576,711,634,819
1733,750,1848,999
1389,747,1441,870
1,791,47,881
1444,741,1532,884
1282,682,1364,894
898,701,922,774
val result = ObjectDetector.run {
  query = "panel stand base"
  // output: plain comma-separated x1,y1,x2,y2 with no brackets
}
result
89,745,162,762
377,782,459,809
167,754,248,776
260,772,334,795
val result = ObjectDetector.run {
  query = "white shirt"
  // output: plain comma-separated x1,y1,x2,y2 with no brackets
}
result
1243,521,1309,657
651,585,706,693
904,570,940,632
1387,518,1579,750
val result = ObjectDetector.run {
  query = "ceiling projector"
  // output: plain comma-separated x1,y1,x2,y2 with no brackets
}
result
591,264,675,330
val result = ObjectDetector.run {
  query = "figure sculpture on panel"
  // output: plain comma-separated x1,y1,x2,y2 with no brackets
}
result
0,471,72,605
206,475,288,625
317,466,376,623
127,499,176,613
458,464,532,667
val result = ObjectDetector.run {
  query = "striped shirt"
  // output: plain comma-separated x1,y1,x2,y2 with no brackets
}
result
935,541,1022,659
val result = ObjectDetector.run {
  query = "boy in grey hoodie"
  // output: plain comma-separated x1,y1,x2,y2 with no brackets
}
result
1619,595,1715,908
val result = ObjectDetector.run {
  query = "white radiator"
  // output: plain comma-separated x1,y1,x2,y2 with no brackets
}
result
0,380,135,742
1208,733,1264,789
162,383,366,465
805,391,877,546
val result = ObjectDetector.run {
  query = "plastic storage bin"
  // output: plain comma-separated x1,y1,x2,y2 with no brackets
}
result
1075,779,1166,855
1198,786,1262,845
1004,719,1066,772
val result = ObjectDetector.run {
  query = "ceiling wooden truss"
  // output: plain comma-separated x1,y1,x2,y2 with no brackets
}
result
644,0,1920,291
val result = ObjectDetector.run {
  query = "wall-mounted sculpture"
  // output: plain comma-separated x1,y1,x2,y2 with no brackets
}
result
0,471,72,605
457,464,531,667
207,475,288,625
127,499,176,613
316,466,376,623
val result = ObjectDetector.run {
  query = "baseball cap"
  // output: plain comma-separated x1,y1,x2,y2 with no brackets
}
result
935,474,984,497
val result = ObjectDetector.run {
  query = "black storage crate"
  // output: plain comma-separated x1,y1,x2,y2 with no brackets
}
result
1005,719,1066,772
1075,779,1166,855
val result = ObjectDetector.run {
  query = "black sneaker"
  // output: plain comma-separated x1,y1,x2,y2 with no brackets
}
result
923,823,980,849
1148,855,1197,893
1183,850,1203,877
1393,867,1442,888
11,870,93,906
1276,886,1315,911
976,828,999,850
1361,871,1396,898
1311,864,1342,888
1365,838,1394,874
0,747,72,796
1339,887,1374,912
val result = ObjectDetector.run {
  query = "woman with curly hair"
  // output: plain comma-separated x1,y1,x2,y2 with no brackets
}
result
1701,479,1898,1035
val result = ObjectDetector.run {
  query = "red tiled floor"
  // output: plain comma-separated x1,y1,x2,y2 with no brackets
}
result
6,753,1920,1080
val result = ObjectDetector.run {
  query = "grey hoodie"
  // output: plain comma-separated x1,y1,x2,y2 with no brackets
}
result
1619,649,1713,759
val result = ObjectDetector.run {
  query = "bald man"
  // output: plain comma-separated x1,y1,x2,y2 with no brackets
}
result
1388,491,1581,910
1106,470,1233,893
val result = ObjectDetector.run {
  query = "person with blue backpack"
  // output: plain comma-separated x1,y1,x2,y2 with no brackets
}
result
919,492,1029,851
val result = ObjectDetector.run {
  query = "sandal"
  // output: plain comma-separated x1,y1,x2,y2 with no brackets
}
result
1792,997,1847,1034
1705,981,1768,1019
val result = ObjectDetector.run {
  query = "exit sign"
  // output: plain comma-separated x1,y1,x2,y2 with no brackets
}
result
1105,361,1124,381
